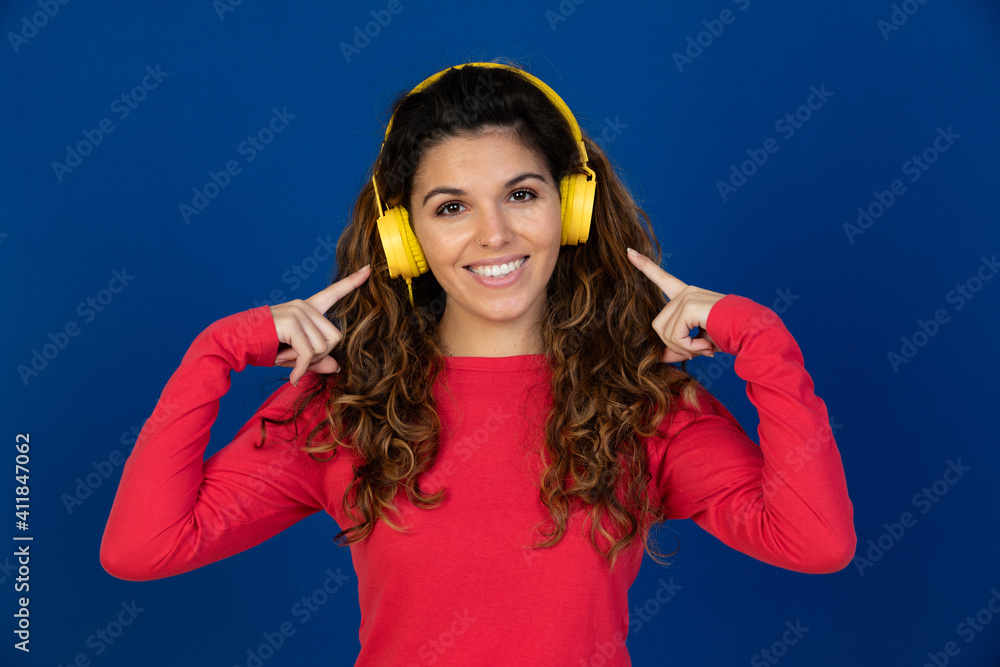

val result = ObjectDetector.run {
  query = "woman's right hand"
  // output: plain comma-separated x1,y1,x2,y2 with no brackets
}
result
268,264,371,386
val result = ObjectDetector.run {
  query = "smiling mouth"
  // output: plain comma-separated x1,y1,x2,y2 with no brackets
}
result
465,256,528,277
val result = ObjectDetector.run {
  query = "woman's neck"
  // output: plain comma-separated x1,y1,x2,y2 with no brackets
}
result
437,308,544,357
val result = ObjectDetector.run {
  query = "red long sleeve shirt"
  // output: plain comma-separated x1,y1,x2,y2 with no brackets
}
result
100,294,855,666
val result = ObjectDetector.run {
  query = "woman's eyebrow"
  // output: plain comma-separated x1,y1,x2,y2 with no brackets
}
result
421,172,548,208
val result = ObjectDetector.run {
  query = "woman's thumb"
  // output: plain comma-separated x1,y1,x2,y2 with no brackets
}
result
308,355,341,374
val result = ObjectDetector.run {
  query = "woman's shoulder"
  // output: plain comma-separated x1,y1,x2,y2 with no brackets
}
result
645,378,740,450
246,371,341,450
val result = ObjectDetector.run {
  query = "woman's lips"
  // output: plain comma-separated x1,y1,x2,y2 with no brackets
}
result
465,256,528,287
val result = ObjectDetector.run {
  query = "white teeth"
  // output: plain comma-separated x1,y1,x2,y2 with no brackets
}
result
469,257,525,277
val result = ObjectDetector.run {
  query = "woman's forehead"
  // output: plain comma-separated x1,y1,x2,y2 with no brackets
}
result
413,131,550,187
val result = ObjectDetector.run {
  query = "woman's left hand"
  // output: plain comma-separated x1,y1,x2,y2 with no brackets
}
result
626,248,727,363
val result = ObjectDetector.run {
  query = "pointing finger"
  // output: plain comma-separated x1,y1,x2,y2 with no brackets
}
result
305,264,372,316
626,248,687,301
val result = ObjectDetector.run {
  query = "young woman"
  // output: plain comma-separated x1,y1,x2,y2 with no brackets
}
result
101,60,855,665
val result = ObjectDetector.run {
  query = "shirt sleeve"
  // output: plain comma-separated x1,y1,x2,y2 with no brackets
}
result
649,294,856,574
100,305,331,581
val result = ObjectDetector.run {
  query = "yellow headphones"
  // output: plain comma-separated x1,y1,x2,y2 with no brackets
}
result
371,62,597,305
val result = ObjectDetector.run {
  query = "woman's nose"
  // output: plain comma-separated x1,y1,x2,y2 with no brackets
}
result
476,202,514,248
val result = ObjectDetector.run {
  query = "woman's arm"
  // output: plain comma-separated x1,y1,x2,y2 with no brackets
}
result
651,294,856,574
99,305,331,581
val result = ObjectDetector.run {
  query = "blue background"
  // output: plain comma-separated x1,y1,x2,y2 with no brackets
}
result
3,0,999,665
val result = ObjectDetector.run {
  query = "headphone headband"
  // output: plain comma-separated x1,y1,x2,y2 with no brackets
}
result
380,61,589,166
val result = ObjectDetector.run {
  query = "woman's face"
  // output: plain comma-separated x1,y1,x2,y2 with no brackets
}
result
409,129,562,349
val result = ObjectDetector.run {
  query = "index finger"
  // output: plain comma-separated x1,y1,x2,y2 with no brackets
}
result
626,248,687,300
305,264,372,315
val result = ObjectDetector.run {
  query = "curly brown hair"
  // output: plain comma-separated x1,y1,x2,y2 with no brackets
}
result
257,59,708,569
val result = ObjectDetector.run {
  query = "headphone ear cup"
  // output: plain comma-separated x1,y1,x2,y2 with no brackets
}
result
559,174,572,245
376,205,405,279
575,174,595,244
560,173,595,245
398,207,428,277
377,204,427,280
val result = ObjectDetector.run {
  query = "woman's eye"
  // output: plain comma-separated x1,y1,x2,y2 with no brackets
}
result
510,189,537,202
436,202,465,217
